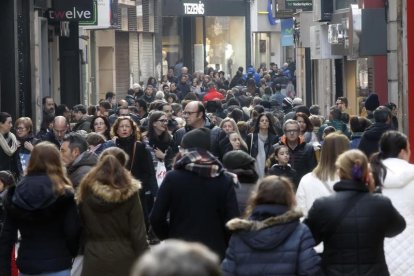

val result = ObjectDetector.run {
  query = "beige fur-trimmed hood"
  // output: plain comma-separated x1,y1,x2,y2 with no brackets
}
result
84,178,141,203
226,209,303,232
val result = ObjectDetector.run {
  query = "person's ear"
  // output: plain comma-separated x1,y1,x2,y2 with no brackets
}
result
398,147,410,161
72,147,81,157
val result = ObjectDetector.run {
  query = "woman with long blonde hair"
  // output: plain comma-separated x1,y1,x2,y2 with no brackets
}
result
77,149,149,276
0,142,80,276
296,133,349,216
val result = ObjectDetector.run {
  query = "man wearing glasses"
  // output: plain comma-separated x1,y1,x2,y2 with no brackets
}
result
278,119,317,188
173,101,224,157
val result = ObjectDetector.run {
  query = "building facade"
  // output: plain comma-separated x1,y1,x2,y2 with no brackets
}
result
83,0,160,103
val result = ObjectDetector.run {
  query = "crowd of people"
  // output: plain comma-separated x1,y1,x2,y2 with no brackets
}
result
0,62,411,276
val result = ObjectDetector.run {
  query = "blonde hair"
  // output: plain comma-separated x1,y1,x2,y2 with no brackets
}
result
111,116,141,141
313,133,349,182
228,131,248,151
220,118,241,136
15,117,33,134
27,142,73,195
336,149,369,182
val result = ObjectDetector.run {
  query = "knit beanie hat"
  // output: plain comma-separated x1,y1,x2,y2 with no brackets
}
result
223,150,255,170
294,105,311,116
181,128,211,151
261,101,271,109
365,93,380,111
283,97,293,108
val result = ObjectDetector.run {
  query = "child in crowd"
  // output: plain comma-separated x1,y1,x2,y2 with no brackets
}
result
267,144,298,188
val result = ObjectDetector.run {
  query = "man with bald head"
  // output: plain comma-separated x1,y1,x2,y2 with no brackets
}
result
173,101,224,157
42,116,70,148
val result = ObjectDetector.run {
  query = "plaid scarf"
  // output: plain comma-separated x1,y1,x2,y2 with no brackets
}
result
174,149,224,178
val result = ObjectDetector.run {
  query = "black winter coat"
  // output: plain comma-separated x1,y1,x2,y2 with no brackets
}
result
279,137,317,185
246,132,279,159
358,123,391,158
267,164,299,188
116,137,157,196
305,180,406,276
0,174,81,275
150,169,240,259
222,205,321,275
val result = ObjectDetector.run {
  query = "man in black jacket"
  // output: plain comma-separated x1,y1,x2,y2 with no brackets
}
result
173,101,225,157
358,106,392,158
43,116,70,149
150,128,239,259
278,119,317,187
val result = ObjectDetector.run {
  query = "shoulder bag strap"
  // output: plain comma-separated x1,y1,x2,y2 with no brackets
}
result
249,133,254,156
322,192,365,240
129,142,138,171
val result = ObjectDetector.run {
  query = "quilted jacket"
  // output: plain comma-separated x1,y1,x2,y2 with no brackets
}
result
382,158,414,276
278,136,318,183
305,179,406,276
221,205,321,275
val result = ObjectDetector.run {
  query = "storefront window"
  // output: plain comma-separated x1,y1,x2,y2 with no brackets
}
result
335,0,357,10
356,57,369,115
162,16,246,77
162,17,182,73
205,16,245,78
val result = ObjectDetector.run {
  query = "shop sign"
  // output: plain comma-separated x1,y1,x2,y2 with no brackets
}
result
285,0,313,11
183,1,205,15
82,0,116,29
281,18,294,46
162,0,245,17
46,0,96,24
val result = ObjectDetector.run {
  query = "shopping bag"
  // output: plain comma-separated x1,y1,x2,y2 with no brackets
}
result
156,161,167,187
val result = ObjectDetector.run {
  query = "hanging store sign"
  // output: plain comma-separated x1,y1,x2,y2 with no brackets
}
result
82,0,116,29
162,0,246,16
46,0,97,24
281,18,294,46
184,1,205,15
285,0,313,11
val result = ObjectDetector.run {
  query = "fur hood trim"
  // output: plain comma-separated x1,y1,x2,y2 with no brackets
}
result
87,178,141,203
226,209,303,231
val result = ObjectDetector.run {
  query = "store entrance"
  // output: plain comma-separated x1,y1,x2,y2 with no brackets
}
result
162,16,246,78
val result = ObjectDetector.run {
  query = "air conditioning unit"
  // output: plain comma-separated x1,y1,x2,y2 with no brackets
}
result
310,24,342,59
